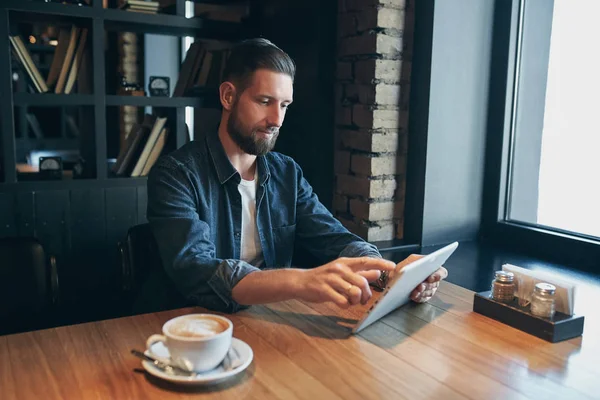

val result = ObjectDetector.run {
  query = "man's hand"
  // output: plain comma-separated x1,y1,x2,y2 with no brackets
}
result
294,257,396,308
393,254,448,303
410,266,448,303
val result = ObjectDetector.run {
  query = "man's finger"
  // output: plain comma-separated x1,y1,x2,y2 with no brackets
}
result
325,287,350,309
411,286,422,297
345,257,396,272
342,272,372,305
426,266,448,283
423,281,438,291
439,266,448,279
410,289,422,302
329,275,364,306
357,269,381,282
346,285,363,306
411,290,434,303
416,296,432,303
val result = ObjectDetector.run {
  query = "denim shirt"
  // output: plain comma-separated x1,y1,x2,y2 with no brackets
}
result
147,131,382,313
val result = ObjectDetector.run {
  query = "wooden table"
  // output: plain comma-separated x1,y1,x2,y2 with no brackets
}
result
1,281,598,400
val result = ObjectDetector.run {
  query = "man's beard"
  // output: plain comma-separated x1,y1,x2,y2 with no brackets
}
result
227,105,279,156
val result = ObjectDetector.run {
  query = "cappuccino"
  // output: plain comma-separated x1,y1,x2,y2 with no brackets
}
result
168,315,229,339
148,314,233,372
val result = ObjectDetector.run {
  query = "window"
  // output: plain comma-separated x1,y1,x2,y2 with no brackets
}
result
507,0,600,240
484,0,600,266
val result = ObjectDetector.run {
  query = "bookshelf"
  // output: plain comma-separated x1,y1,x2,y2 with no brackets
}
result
0,0,248,323
0,0,242,184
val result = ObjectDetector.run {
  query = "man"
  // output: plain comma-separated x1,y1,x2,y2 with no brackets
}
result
145,38,447,314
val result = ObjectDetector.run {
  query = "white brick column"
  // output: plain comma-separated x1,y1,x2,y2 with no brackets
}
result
334,0,414,241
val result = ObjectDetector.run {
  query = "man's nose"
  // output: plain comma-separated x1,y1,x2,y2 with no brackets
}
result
267,106,284,127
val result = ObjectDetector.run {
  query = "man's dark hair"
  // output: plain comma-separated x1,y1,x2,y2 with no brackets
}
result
222,38,295,92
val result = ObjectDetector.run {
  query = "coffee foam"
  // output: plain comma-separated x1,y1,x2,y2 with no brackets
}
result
169,316,228,338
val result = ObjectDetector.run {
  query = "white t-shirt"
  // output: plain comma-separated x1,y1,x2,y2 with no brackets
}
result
238,175,264,267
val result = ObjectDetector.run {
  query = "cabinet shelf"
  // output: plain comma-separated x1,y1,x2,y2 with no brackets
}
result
103,9,241,39
0,176,148,192
13,93,95,107
103,8,208,37
4,0,96,20
4,0,241,39
105,95,206,108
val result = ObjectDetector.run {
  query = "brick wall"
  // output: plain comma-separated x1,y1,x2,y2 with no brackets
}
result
334,0,413,242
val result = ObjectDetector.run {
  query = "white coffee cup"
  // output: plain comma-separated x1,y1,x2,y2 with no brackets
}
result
146,314,233,373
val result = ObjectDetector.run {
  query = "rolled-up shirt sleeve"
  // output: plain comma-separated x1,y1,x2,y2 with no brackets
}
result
147,159,258,313
338,241,382,259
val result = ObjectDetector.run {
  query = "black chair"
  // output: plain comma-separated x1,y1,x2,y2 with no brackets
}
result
118,223,163,296
0,237,59,335
118,223,188,314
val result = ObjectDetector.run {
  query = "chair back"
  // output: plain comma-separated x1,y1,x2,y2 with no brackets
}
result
120,223,163,294
0,237,58,334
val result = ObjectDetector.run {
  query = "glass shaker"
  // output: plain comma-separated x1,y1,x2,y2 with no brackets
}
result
530,282,556,319
491,271,515,303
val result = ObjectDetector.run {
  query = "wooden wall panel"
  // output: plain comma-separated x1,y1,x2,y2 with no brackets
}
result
137,185,147,225
1,185,148,325
34,190,69,258
0,192,16,237
105,187,137,292
16,192,34,237
68,189,106,295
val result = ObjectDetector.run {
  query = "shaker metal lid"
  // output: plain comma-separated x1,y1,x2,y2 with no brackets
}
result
494,270,514,282
534,282,556,295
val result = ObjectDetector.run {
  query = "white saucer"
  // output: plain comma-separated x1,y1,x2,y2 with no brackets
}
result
141,338,253,385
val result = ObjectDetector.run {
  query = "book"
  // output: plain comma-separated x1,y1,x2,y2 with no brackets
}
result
172,41,201,97
130,116,167,177
119,1,160,13
189,47,206,89
14,36,48,93
121,5,159,10
196,51,213,86
113,114,155,176
140,127,168,176
55,26,80,94
46,28,71,88
64,28,88,94
124,4,159,9
126,0,159,6
10,38,42,93
9,36,48,93
173,44,230,96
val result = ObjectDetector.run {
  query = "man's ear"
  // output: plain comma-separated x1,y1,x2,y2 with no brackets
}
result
219,82,236,111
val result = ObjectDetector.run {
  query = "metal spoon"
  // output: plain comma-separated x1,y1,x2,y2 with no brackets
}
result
131,349,197,377
225,346,242,371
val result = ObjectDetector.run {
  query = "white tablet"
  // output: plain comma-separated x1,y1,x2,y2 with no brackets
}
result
352,241,459,334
